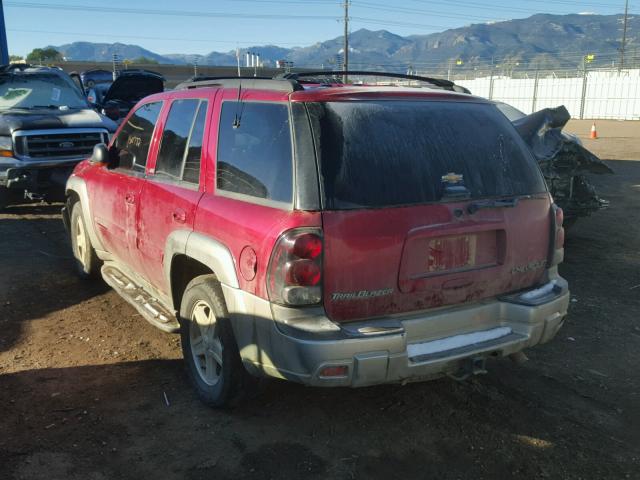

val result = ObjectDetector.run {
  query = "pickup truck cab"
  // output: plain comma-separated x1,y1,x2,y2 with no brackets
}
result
64,73,569,407
0,64,116,208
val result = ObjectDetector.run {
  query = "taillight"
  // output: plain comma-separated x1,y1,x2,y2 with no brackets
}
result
267,229,323,306
548,204,564,267
555,206,565,249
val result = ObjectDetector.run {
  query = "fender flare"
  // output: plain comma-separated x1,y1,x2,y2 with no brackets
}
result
163,230,240,310
65,175,106,252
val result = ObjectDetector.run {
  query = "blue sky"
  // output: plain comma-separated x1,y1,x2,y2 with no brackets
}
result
4,0,631,57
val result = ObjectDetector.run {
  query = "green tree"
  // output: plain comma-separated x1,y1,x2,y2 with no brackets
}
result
9,54,23,62
26,47,63,63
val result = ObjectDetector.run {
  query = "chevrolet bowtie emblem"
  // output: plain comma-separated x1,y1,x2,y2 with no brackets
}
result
441,172,464,183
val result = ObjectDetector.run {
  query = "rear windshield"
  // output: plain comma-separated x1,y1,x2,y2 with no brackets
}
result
308,100,546,209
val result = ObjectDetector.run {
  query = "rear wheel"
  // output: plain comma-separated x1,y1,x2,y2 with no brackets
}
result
180,276,250,408
70,202,100,278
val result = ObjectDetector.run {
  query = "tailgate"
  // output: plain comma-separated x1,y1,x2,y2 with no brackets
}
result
322,197,551,322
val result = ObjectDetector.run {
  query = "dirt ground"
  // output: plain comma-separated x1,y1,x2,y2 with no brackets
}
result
566,119,640,161
1,126,639,479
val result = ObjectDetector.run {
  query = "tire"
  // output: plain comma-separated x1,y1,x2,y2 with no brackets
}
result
563,217,578,231
70,202,100,278
0,187,7,211
179,275,251,408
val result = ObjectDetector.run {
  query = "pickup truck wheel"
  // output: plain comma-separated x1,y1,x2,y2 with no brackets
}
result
70,202,100,278
180,276,248,408
0,187,8,210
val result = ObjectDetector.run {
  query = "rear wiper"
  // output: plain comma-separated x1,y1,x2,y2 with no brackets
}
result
29,105,74,110
467,197,526,214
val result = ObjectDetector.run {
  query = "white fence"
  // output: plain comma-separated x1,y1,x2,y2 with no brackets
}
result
454,69,640,120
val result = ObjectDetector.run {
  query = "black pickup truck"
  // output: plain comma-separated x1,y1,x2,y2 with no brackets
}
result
0,64,117,208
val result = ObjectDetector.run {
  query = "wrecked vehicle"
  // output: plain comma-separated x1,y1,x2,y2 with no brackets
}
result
64,73,569,407
87,69,164,124
0,64,116,209
80,68,113,89
497,103,612,226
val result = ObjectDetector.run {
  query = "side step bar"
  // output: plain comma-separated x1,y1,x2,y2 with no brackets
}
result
101,264,180,333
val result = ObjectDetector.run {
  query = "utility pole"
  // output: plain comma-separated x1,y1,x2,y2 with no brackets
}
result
619,0,629,72
343,0,349,83
0,0,9,65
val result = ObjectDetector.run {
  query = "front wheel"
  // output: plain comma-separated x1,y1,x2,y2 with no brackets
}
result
180,276,250,408
70,202,100,278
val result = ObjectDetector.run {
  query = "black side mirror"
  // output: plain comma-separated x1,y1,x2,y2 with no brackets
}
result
90,143,110,165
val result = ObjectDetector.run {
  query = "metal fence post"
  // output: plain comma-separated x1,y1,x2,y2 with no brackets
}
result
488,68,494,100
579,66,588,120
531,70,539,113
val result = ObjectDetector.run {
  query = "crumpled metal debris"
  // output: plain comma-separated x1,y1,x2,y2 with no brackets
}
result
512,106,613,223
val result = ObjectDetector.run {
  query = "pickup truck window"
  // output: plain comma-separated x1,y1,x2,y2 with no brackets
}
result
111,101,162,172
155,99,208,184
0,72,88,110
216,101,293,203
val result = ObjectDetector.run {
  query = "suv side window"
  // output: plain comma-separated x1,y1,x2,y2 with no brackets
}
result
155,99,208,184
216,102,293,203
110,101,162,172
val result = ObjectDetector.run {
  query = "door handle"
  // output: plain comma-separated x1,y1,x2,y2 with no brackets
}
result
125,193,135,205
172,209,187,224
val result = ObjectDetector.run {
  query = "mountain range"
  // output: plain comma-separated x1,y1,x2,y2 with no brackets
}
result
50,13,638,72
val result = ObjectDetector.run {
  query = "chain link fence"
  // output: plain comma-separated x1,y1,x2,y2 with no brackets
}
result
447,68,640,120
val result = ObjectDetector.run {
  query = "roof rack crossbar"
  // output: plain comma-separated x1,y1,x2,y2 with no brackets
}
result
0,63,33,73
175,76,302,92
279,70,455,88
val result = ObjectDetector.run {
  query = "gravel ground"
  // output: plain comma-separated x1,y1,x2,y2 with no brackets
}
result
0,126,639,479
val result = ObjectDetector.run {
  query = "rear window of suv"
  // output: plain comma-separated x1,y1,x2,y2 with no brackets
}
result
308,100,546,209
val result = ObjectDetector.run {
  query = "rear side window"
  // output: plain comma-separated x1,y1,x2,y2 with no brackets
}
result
309,101,546,209
111,101,162,171
216,101,293,204
155,99,208,184
184,103,207,184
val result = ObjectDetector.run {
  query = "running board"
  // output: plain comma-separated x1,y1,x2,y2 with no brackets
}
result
101,264,179,333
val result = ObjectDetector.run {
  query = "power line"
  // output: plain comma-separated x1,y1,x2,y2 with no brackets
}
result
7,28,310,47
353,1,505,22
5,2,339,20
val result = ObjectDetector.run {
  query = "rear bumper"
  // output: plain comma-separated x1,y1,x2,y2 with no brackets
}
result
223,274,570,387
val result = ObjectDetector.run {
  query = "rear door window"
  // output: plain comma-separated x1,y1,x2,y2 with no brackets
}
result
155,98,207,184
308,101,546,209
183,103,207,184
111,101,162,172
216,101,293,204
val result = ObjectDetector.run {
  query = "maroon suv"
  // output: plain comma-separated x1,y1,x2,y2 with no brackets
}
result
63,73,569,407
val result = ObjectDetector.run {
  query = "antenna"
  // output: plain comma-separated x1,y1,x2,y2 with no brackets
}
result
232,82,244,129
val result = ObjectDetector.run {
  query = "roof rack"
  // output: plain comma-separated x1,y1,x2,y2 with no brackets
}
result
0,63,32,73
175,76,302,92
279,70,470,93
174,71,470,95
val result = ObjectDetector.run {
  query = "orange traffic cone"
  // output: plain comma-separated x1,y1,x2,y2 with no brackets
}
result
590,122,598,139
